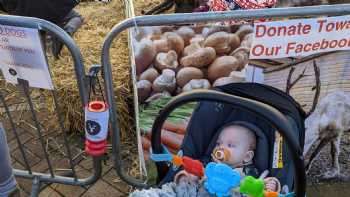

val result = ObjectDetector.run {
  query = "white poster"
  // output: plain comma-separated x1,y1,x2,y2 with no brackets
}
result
250,15,350,59
0,25,53,89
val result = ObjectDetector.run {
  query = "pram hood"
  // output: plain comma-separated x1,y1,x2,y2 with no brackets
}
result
157,83,306,190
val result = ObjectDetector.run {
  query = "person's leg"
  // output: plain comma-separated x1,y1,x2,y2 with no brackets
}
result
0,123,18,196
52,9,84,59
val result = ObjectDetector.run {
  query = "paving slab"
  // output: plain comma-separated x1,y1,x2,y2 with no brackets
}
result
39,186,63,197
7,132,34,151
81,180,125,197
78,156,112,176
11,145,41,167
50,166,90,197
102,168,133,195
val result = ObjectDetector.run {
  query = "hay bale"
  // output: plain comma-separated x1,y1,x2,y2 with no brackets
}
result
133,0,175,15
0,0,172,135
0,0,169,182
46,0,142,180
48,0,133,138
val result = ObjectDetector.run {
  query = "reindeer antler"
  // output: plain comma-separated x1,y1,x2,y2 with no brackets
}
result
285,66,308,94
306,60,321,117
285,60,321,117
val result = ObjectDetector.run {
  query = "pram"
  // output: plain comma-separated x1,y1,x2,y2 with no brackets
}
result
149,83,307,196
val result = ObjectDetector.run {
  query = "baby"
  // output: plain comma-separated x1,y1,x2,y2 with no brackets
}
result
174,124,280,193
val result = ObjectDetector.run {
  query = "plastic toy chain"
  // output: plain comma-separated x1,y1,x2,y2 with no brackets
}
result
149,148,205,177
150,151,294,197
204,162,241,197
239,176,295,197
172,155,205,177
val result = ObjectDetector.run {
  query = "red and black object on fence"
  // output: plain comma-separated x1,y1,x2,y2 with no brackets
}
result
84,101,109,156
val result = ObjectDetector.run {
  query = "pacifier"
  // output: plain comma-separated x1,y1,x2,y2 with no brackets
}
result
213,147,231,162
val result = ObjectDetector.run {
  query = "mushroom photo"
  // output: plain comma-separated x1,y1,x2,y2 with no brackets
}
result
134,24,253,103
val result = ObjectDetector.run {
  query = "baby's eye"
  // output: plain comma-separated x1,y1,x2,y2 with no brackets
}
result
228,143,235,148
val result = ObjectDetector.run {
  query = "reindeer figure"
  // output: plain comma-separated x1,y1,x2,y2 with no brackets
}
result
304,90,350,179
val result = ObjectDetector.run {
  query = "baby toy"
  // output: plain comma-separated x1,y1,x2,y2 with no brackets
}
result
150,149,294,197
173,155,205,177
240,176,295,197
150,149,205,177
204,162,241,197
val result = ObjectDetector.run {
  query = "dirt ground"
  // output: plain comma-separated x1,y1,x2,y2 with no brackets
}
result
307,133,350,184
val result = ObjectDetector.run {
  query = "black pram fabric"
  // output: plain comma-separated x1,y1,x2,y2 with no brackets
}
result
201,120,270,176
2,0,79,24
158,83,306,191
217,83,306,148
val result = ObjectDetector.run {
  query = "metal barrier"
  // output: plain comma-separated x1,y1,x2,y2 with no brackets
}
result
101,2,350,194
0,15,102,196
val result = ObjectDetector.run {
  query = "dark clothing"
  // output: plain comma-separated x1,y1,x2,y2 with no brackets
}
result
0,0,83,58
243,164,259,177
2,0,79,24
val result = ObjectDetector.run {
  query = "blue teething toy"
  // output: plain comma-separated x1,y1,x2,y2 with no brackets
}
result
204,162,241,197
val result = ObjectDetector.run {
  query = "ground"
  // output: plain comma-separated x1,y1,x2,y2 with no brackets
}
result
307,133,350,183
4,102,134,197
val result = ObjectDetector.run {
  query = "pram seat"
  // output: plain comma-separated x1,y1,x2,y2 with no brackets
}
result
153,83,306,193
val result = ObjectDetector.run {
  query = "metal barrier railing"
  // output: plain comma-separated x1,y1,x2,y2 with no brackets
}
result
101,3,350,195
0,15,102,197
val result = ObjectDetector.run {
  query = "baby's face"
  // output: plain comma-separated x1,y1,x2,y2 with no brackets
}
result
213,126,255,168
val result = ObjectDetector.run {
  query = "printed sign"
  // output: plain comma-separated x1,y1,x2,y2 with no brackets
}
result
0,25,53,89
272,131,283,169
84,103,109,142
250,15,350,59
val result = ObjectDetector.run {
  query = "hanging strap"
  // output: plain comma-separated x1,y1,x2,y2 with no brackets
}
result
149,144,173,162
87,64,105,103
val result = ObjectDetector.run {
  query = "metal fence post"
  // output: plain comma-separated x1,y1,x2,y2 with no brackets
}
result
0,15,103,196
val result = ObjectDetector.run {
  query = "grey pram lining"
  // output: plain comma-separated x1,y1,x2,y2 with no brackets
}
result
129,181,243,197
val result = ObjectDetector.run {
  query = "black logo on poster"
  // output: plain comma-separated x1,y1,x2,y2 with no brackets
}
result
8,68,17,76
85,120,101,135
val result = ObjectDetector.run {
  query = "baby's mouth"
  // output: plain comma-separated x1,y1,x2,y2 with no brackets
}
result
213,147,231,162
